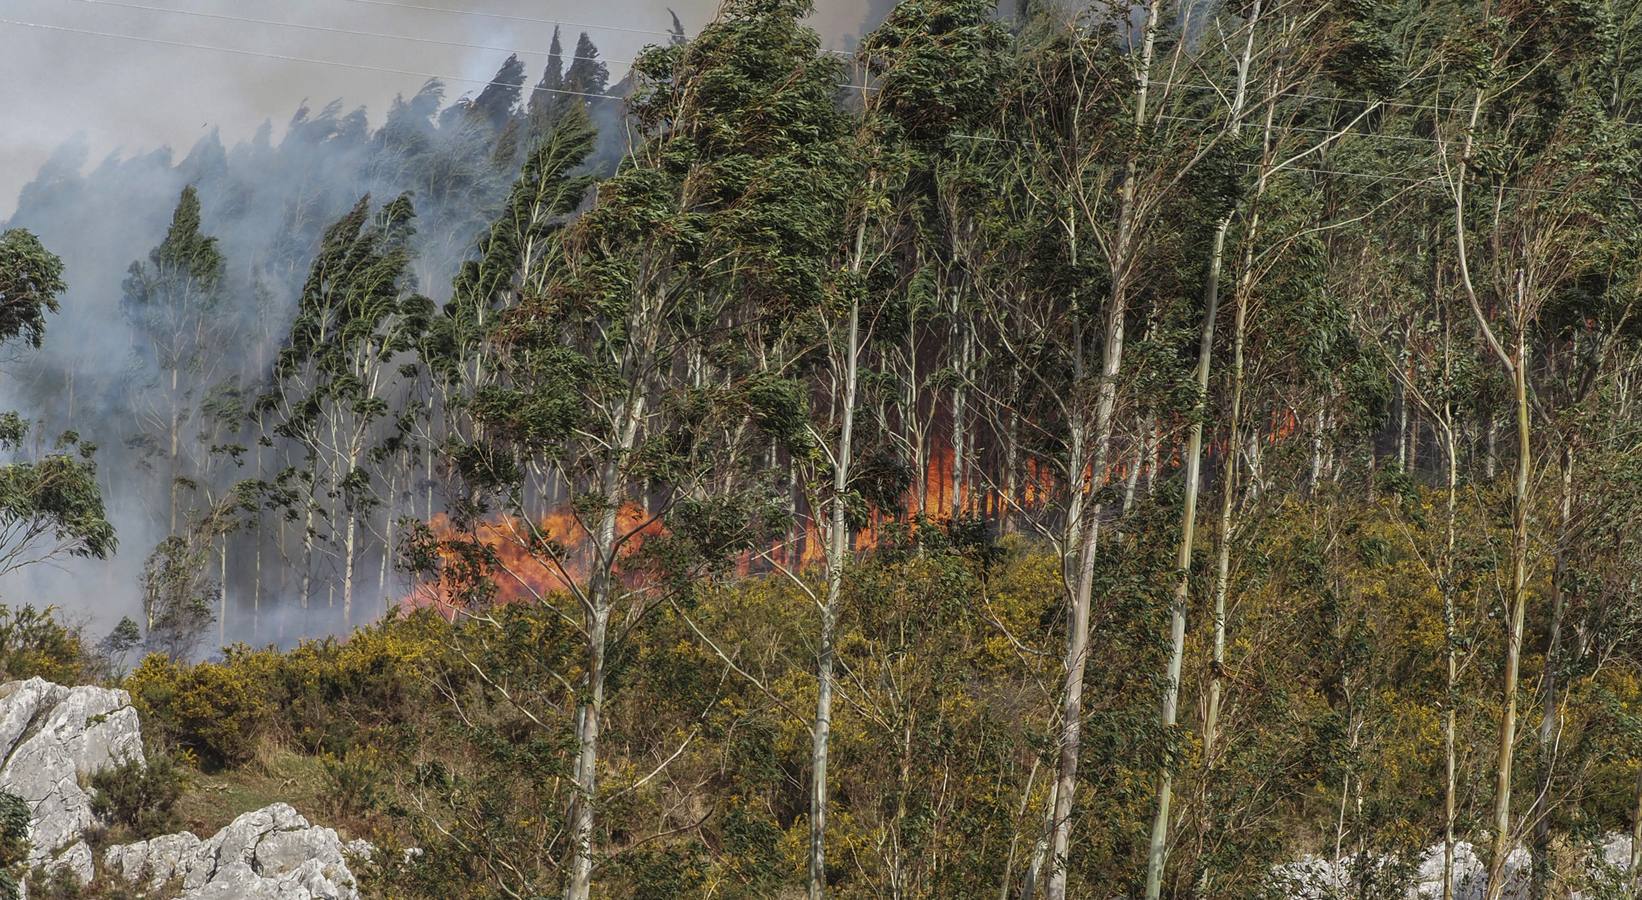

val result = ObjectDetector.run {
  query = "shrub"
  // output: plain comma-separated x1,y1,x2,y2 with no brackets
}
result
322,747,387,820
89,754,184,839
124,655,272,770
0,606,89,685
0,791,27,900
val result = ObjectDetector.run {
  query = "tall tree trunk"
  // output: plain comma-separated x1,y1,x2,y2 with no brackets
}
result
810,292,861,900
565,350,650,900
1145,10,1258,892
1629,765,1642,900
1531,445,1574,896
1440,332,1460,900
169,369,181,536
951,285,970,518
1452,90,1533,900
1143,215,1226,900
1485,337,1532,900
217,534,227,644
1046,7,1161,897
253,524,262,641
300,498,316,611
1441,424,1459,900
342,513,357,628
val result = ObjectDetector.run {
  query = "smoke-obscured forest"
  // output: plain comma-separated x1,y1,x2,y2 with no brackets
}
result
5,0,1642,897
2,21,652,645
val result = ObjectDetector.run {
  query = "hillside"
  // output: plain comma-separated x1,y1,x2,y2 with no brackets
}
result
1,0,1641,898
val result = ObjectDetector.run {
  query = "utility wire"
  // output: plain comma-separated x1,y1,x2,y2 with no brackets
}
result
327,0,855,56
57,0,633,68
0,15,624,99
0,13,877,98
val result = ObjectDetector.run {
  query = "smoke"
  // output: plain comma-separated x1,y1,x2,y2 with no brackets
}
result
0,0,898,652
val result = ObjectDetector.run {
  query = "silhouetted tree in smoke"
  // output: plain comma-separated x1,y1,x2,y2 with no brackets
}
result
0,233,115,588
121,186,229,534
263,195,430,628
470,54,528,134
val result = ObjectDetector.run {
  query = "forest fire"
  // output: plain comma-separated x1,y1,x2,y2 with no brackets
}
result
404,504,661,616
403,429,1285,613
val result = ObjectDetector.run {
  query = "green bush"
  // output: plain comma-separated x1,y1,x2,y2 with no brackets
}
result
89,754,184,839
0,791,27,900
322,748,386,820
0,606,89,685
124,655,272,770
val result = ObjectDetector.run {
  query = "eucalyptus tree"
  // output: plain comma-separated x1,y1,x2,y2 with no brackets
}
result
0,229,65,354
0,232,115,601
263,195,430,627
1142,3,1265,892
874,0,1011,521
121,185,228,534
767,4,1015,895
424,108,598,519
1438,3,1627,893
991,4,1216,894
444,3,853,895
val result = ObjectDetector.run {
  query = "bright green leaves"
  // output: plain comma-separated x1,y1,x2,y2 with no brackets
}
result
0,229,65,351
0,426,116,568
0,231,115,581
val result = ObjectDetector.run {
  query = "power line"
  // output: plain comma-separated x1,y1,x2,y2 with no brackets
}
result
19,5,878,93
332,0,687,39
1,13,876,101
327,0,855,56
0,15,624,99
57,0,632,68
1155,113,1442,145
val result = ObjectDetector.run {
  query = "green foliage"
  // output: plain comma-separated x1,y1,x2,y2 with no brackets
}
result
0,427,115,576
96,617,141,678
125,654,271,771
138,535,215,660
0,792,28,900
0,229,65,351
89,754,185,839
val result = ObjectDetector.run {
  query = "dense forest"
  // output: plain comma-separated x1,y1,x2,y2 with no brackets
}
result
3,0,1642,896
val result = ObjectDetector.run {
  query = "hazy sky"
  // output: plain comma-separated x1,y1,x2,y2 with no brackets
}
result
1,0,881,219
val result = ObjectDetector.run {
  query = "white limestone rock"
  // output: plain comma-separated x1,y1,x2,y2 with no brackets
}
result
104,803,361,899
1269,841,1554,900
103,830,202,887
0,677,142,875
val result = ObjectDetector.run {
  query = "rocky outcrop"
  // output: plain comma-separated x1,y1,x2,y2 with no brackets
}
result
0,677,143,876
104,803,365,899
1270,839,1636,899
0,678,364,899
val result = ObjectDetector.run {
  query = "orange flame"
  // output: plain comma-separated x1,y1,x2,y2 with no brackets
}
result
405,504,660,616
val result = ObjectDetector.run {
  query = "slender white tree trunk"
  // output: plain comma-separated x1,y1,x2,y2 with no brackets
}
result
565,373,649,900
1045,8,1161,895
218,534,228,644
342,513,357,628
810,235,864,899
1145,10,1258,892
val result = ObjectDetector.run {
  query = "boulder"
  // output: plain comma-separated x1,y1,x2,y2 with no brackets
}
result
104,803,361,899
0,677,364,898
0,677,142,872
